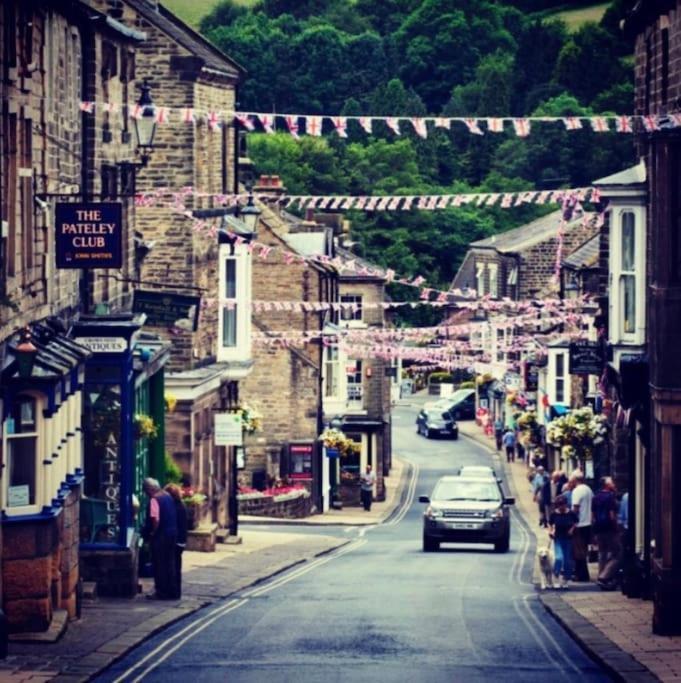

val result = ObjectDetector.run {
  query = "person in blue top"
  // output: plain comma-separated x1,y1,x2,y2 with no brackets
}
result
502,428,517,463
549,494,578,588
143,478,178,600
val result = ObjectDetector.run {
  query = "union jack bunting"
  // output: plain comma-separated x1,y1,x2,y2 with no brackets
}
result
207,111,221,131
615,115,633,133
306,116,323,136
129,104,143,120
486,118,504,133
358,117,373,134
670,114,681,127
259,114,275,133
332,116,348,138
154,107,170,124
385,117,401,135
642,115,659,132
563,117,582,130
410,118,428,138
590,117,609,133
79,101,95,113
513,118,531,137
103,102,119,114
235,114,255,130
285,115,300,138
181,108,195,124
463,118,484,135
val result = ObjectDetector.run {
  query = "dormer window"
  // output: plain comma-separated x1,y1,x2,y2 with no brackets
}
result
340,294,362,322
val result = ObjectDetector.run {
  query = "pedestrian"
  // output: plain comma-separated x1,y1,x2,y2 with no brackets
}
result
532,466,549,527
515,433,526,462
502,428,516,463
554,470,568,496
591,476,621,588
164,483,188,599
142,478,178,600
548,494,578,589
494,417,504,451
360,464,376,511
570,470,593,582
618,491,629,532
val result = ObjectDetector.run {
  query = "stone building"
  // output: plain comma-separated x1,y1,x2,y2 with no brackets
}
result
239,180,338,513
90,0,252,541
625,0,681,634
0,0,158,633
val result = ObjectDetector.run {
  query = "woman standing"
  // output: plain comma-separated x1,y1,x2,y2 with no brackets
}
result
165,484,188,599
548,494,578,589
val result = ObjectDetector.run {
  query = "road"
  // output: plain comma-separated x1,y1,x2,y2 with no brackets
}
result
96,404,611,682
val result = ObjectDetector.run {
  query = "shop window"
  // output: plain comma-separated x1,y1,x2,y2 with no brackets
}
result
82,384,122,543
324,345,340,398
5,395,38,508
340,433,361,483
620,212,636,336
340,294,362,322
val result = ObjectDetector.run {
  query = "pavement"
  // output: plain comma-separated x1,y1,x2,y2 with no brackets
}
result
458,418,677,683
0,458,410,683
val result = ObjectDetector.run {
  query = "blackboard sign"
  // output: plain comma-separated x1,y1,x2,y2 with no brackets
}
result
133,290,201,331
569,340,604,375
56,203,122,269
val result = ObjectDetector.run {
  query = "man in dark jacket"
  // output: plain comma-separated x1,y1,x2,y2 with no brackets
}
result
143,478,178,600
165,484,188,599
592,476,620,588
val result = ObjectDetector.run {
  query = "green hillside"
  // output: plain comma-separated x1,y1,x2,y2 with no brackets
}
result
545,3,611,31
162,0,254,27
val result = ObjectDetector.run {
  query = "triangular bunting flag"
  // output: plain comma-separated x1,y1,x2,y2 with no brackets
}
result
235,114,255,130
434,117,451,130
464,118,484,135
642,115,659,132
259,114,275,133
332,116,348,138
181,108,195,124
487,118,504,133
358,117,373,134
563,117,582,130
285,115,300,138
590,117,609,133
513,118,531,137
385,117,401,135
306,116,323,136
410,118,428,138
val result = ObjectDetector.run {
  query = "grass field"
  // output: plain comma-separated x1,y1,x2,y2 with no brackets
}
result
545,2,611,31
162,0,255,28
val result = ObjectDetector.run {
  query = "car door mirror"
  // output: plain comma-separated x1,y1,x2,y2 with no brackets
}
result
418,495,430,504
504,497,515,506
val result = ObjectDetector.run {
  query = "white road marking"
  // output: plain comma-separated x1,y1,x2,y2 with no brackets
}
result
386,459,418,527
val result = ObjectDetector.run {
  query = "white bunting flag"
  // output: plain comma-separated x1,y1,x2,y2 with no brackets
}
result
79,101,95,113
474,194,487,206
358,117,373,134
485,193,499,206
513,118,531,137
536,190,551,205
388,196,402,210
642,115,659,132
410,118,428,138
318,196,333,209
487,118,504,133
103,102,119,114
181,108,195,124
332,116,348,138
154,107,169,124
427,196,438,210
385,117,401,135
236,114,255,130
501,194,513,208
340,197,355,209
365,196,379,211
590,117,609,133
354,197,368,210
437,195,450,209
330,196,344,210
207,111,221,131
401,196,415,210
306,116,323,136
130,104,142,120
285,115,300,138
259,114,275,133
377,196,391,211
434,117,451,130
563,117,582,130
464,118,484,135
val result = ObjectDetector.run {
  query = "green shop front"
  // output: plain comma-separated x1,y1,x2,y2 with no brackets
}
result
72,314,170,596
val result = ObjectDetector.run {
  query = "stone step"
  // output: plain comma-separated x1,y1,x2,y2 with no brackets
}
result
81,581,98,601
9,609,68,643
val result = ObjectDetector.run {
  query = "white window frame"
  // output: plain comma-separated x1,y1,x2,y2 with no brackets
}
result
619,211,636,339
555,352,566,404
324,345,341,399
217,244,252,362
2,393,45,516
340,294,363,326
476,262,485,296
346,359,364,406
488,262,498,298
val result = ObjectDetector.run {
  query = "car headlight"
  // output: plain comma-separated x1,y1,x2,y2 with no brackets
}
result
425,505,443,519
487,509,504,519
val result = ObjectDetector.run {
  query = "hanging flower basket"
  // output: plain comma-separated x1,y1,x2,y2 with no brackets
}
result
546,406,608,461
319,428,360,457
134,414,158,440
235,403,263,434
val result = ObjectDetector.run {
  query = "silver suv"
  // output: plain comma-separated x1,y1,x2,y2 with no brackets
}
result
419,476,514,553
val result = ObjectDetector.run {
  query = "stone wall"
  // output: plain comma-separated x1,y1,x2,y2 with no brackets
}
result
238,493,313,519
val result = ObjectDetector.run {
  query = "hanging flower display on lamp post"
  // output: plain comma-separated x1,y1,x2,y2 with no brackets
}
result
516,409,542,448
318,428,360,457
236,403,262,434
546,406,608,469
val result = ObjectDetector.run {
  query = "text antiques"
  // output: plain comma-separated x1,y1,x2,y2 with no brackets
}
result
569,340,605,375
55,203,123,269
100,433,121,540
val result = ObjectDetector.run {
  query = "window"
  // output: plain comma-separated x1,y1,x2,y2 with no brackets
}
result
222,258,237,347
620,212,636,335
18,5,33,69
662,28,670,104
496,328,504,363
324,346,340,398
555,353,565,403
5,396,38,508
101,41,118,81
645,37,652,113
488,263,498,298
3,4,17,79
476,262,485,296
346,359,363,404
340,294,362,322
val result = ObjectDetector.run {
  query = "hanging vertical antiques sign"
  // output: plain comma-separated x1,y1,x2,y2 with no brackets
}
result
55,202,123,269
133,290,201,331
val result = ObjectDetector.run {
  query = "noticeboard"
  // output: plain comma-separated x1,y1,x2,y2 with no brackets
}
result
55,202,122,269
133,290,201,331
214,413,243,446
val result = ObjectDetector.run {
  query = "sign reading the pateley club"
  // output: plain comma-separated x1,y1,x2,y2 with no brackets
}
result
133,290,201,331
569,340,605,375
55,202,122,269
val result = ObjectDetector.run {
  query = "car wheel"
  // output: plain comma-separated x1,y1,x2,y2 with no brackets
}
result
452,430,459,440
423,534,439,552
425,428,433,439
494,532,510,553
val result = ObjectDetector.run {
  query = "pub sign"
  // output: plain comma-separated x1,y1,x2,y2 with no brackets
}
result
569,340,604,375
56,202,122,269
133,290,201,331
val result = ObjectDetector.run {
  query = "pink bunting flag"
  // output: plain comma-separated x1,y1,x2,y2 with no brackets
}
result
259,114,275,133
385,117,401,135
615,116,633,133
410,118,428,138
464,118,484,135
434,117,451,130
411,276,425,287
513,118,531,137
642,115,659,132
130,104,143,120
258,245,273,259
388,196,402,210
427,196,438,210
487,118,504,133
306,116,323,136
563,117,582,130
332,116,348,138
358,117,373,134
79,101,95,113
385,268,396,283
235,114,255,130
103,102,119,114
207,111,221,131
590,117,609,133
354,197,368,210
670,114,681,127
181,108,195,124
501,194,513,208
154,107,170,124
590,188,602,204
285,115,300,138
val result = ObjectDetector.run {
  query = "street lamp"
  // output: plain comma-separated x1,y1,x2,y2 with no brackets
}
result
133,79,157,167
15,327,38,379
239,190,261,234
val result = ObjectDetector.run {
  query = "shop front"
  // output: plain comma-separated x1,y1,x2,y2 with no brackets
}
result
72,314,169,597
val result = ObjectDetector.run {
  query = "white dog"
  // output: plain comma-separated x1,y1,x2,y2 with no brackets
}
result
537,546,554,590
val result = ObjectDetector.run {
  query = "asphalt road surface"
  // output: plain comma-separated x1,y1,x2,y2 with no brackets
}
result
96,405,611,682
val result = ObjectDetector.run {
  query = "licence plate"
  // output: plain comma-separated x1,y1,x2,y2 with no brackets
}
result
449,522,479,529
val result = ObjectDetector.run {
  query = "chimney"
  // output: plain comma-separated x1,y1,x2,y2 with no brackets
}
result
253,175,286,211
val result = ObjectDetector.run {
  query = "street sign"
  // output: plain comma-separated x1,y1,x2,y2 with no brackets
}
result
133,290,201,331
569,340,604,375
214,413,243,446
55,202,122,269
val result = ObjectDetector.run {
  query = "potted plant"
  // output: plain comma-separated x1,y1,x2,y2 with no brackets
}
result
181,486,207,530
134,413,158,440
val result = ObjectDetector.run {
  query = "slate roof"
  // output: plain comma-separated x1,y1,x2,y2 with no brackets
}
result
593,162,646,187
335,246,385,281
470,210,592,254
127,0,245,77
563,234,600,270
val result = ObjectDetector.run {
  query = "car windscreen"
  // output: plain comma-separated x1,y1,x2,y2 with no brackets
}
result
432,480,501,502
459,467,494,477
448,389,474,403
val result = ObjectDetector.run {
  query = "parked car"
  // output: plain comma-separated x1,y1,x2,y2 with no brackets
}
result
419,476,514,552
457,465,499,480
416,406,459,439
442,388,476,420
